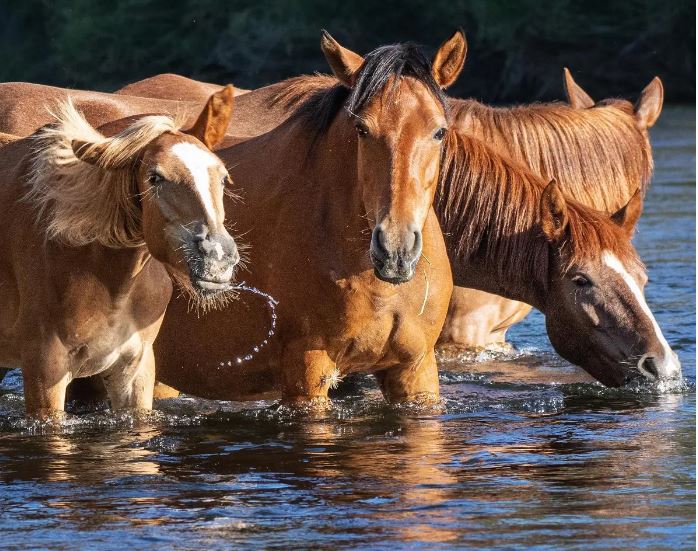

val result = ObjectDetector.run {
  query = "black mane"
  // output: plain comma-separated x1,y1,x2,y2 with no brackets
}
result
291,42,446,143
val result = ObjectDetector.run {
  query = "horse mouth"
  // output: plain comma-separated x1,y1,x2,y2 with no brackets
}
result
370,253,416,284
191,275,233,294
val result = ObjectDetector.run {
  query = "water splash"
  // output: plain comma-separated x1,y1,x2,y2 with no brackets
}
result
219,282,278,367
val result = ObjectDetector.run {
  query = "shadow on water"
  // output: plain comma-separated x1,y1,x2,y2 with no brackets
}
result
0,107,694,550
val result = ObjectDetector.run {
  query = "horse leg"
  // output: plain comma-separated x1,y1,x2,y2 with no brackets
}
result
374,350,440,405
101,342,155,411
280,341,335,407
21,343,70,420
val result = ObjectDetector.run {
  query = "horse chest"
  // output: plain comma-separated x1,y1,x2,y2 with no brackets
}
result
67,329,144,379
55,275,158,378
333,278,428,369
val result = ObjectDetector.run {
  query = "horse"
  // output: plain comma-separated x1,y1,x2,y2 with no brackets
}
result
117,73,250,100
436,128,679,386
0,87,239,418
142,32,467,406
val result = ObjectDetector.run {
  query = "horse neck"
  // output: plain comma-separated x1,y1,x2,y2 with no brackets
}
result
437,134,551,311
224,115,366,250
449,98,651,212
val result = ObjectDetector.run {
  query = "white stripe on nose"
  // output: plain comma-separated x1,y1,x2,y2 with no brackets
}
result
171,142,218,226
602,250,681,379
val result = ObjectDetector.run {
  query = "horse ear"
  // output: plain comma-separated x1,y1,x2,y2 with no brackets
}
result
540,179,570,242
563,68,594,109
634,77,664,129
71,139,110,167
611,188,643,237
320,30,364,88
186,85,235,149
432,29,467,89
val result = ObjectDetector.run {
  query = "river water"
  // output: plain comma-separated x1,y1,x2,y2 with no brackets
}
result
0,107,694,550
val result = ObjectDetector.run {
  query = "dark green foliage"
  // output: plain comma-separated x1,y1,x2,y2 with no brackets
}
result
0,0,694,103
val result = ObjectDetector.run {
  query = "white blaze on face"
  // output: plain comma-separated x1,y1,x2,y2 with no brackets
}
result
602,250,681,379
171,142,219,226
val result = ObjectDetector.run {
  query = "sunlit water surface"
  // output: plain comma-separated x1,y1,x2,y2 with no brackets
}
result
0,107,694,550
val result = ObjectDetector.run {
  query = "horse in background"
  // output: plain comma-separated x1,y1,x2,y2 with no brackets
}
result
0,88,238,418
440,66,663,350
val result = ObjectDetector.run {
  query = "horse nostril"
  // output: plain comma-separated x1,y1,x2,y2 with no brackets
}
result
371,228,389,260
639,356,660,379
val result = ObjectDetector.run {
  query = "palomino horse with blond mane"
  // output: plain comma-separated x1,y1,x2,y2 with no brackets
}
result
0,88,238,418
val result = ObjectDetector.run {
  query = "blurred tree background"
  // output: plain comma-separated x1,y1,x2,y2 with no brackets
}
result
0,0,694,103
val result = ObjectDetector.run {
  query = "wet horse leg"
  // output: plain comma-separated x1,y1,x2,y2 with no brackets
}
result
100,342,155,411
374,350,440,405
280,341,336,407
21,340,71,419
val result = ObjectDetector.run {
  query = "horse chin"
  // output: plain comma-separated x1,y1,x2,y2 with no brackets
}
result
168,268,238,314
579,358,636,388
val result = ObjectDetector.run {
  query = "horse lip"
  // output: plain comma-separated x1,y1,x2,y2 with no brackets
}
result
192,277,232,293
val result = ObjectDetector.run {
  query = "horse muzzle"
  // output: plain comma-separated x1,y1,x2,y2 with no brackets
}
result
635,351,682,382
370,226,422,284
188,230,240,294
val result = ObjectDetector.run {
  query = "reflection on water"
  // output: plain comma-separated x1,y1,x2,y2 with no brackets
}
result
0,107,695,550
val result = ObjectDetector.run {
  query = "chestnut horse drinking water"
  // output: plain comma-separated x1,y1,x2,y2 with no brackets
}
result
441,66,663,349
0,88,238,418
436,130,680,385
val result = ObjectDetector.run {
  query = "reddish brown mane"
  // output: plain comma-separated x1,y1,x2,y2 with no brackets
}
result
437,130,643,285
449,98,653,212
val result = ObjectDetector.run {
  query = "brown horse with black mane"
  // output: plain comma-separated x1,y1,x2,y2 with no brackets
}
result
0,88,239,418
146,33,466,405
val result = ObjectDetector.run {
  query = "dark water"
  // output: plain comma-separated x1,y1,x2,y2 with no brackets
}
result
0,108,694,550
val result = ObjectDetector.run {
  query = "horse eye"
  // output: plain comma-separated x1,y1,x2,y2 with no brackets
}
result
434,127,446,141
355,122,369,138
148,173,164,185
572,274,592,287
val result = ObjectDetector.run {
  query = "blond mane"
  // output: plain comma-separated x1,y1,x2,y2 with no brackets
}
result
449,98,653,212
24,100,181,248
